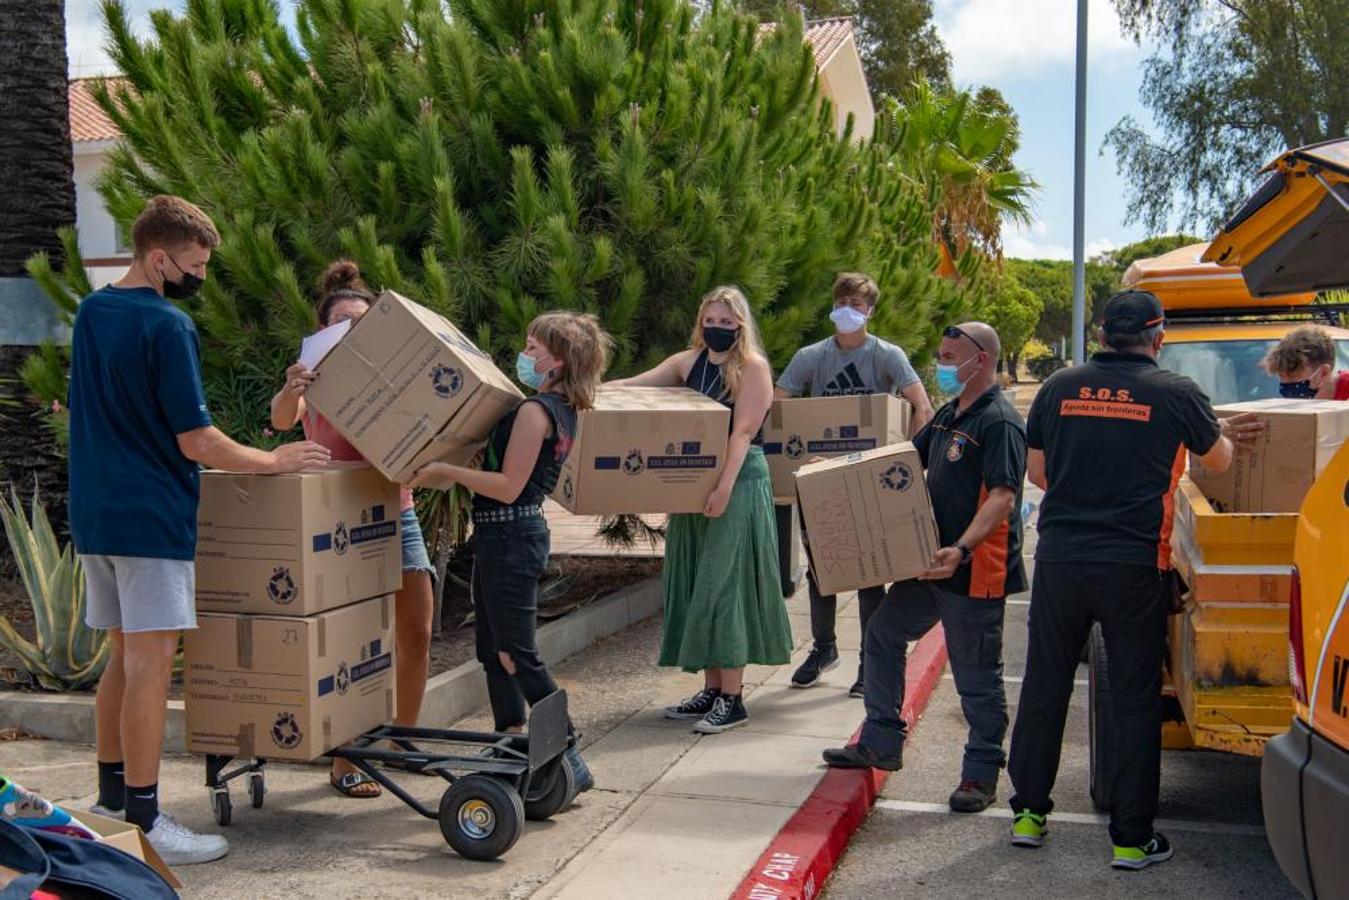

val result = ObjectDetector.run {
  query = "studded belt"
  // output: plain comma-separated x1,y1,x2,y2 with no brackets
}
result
471,504,544,525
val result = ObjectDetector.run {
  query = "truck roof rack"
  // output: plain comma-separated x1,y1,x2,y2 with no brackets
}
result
1164,303,1349,327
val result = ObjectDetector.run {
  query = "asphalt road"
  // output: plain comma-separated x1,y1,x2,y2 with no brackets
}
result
824,493,1299,899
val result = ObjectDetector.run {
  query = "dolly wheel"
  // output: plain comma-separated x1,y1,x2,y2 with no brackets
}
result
249,772,266,809
524,757,576,821
438,775,524,861
212,789,232,827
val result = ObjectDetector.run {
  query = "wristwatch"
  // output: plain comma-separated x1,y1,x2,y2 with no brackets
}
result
954,541,973,565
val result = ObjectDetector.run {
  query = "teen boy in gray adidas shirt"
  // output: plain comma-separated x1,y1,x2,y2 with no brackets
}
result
776,273,934,694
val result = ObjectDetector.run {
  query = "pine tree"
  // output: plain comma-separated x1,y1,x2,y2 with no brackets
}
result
27,0,972,450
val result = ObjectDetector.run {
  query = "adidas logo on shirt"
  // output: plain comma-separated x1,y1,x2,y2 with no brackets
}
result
822,364,870,396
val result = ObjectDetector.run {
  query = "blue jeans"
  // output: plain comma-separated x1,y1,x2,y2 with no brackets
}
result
859,579,1008,782
399,508,434,575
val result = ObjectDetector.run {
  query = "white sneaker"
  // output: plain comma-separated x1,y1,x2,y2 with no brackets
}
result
87,804,123,820
144,812,229,865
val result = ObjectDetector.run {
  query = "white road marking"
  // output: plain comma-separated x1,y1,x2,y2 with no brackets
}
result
1006,598,1030,606
942,674,1088,687
875,799,1267,837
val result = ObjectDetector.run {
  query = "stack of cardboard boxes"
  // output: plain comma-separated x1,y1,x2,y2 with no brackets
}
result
185,291,532,760
1169,398,1349,742
184,464,402,761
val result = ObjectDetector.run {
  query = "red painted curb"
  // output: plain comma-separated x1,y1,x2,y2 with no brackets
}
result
729,623,949,900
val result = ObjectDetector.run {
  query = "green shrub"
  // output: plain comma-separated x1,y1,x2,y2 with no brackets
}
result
0,488,108,691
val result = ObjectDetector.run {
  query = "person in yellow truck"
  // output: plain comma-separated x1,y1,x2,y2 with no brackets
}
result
1262,325,1349,400
1006,290,1262,870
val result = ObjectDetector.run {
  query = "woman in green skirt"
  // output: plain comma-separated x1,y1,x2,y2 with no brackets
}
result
611,285,792,733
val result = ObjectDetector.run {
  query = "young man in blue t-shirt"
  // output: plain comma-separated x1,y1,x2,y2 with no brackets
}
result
775,273,934,694
70,196,330,865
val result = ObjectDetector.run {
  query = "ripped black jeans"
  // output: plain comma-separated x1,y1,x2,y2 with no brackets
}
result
471,517,561,733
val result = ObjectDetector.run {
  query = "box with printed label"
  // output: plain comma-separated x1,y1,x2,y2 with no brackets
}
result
196,463,402,616
795,442,940,596
1190,398,1349,513
304,290,524,483
551,386,732,514
761,393,912,499
183,596,395,762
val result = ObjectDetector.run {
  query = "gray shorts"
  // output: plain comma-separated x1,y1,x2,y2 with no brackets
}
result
81,555,197,634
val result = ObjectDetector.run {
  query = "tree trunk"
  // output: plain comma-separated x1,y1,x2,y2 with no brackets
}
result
0,0,76,575
0,0,75,276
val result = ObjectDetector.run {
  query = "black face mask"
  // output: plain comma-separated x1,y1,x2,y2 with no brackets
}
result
702,326,739,353
1278,379,1318,399
161,255,204,300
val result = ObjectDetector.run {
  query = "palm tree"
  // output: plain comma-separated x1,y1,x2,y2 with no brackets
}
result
877,79,1037,261
0,0,76,557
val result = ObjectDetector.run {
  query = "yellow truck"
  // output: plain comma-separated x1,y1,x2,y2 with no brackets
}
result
1201,137,1349,897
1085,239,1348,809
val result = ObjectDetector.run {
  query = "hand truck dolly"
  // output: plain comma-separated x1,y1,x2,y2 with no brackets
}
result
201,689,574,860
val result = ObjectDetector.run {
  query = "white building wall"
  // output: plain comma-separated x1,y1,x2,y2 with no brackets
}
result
817,39,875,142
73,142,130,287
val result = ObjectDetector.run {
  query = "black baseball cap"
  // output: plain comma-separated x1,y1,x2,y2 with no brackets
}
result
1102,290,1166,335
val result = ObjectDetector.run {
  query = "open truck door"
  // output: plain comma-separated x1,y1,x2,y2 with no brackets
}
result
1203,138,1349,297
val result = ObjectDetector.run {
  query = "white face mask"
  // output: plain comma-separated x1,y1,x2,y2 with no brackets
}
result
830,306,869,335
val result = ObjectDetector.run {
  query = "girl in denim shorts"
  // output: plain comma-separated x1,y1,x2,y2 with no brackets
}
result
411,311,612,806
270,260,437,799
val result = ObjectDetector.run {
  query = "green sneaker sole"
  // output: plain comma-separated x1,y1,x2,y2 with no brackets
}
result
1110,846,1174,870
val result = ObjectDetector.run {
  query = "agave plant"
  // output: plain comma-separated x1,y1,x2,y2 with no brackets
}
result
0,488,108,691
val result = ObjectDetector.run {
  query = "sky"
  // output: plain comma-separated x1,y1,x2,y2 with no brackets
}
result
65,0,1164,261
931,0,1161,260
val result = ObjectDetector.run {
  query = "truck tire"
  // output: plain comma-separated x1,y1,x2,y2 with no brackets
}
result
1087,623,1117,812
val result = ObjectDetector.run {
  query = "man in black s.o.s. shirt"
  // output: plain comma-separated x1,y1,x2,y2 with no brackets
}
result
1007,291,1262,869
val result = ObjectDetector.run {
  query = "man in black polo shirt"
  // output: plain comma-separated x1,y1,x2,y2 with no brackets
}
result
823,321,1026,815
1007,290,1261,870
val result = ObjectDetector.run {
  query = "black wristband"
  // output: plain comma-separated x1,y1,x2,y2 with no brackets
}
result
954,541,973,565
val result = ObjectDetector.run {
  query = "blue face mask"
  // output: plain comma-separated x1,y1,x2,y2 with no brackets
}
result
1278,379,1318,399
935,357,975,396
516,352,553,390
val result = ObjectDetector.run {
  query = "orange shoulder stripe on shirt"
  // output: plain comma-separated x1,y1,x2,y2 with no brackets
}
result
1157,445,1186,570
969,483,1010,598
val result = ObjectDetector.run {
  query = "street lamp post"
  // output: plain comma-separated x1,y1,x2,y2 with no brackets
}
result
1071,0,1088,364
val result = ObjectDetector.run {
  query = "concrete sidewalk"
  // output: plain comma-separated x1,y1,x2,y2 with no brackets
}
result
0,584,889,899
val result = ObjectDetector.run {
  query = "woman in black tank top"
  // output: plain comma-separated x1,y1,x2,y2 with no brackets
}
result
609,286,792,734
411,311,612,801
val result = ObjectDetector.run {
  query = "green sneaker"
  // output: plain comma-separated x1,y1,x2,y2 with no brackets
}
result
1111,832,1173,870
1010,810,1048,848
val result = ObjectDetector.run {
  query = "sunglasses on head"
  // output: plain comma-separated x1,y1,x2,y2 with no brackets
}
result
943,325,986,354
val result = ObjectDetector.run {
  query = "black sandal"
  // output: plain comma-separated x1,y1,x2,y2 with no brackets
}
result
330,771,382,798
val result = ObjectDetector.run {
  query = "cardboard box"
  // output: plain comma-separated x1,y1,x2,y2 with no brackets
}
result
0,812,183,890
762,394,912,499
552,386,732,514
1190,398,1349,512
305,290,524,482
196,463,402,616
795,443,940,595
83,810,183,888
184,596,395,762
